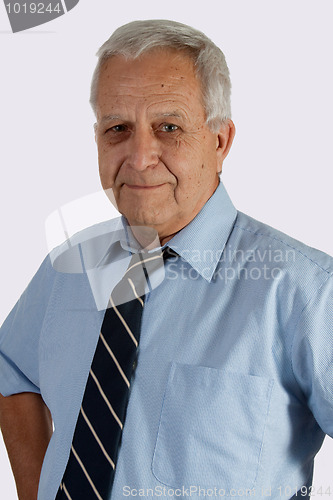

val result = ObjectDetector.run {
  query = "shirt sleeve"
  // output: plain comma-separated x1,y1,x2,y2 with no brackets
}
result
0,255,56,397
292,273,333,437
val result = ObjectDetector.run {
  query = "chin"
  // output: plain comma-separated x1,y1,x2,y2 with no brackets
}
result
126,217,161,229
124,211,165,229
121,203,164,224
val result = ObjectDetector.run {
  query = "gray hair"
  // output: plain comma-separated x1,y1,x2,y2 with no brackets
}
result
90,20,231,132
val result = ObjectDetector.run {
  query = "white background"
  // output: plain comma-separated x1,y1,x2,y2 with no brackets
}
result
0,0,332,497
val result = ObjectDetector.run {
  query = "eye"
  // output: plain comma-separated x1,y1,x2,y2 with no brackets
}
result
160,123,179,133
107,124,127,133
102,123,130,145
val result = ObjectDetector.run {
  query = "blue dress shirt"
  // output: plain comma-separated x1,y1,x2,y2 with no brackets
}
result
0,182,332,499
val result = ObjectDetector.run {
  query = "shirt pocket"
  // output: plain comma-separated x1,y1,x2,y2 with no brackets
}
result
152,362,274,491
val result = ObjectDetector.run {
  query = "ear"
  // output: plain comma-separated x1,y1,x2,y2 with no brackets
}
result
215,120,236,173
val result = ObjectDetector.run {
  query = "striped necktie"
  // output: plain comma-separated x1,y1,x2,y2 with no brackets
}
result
56,250,164,500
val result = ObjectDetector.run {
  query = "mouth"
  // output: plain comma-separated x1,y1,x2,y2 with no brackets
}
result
124,183,166,190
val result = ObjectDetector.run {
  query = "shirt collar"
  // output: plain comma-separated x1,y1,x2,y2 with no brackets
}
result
166,181,238,282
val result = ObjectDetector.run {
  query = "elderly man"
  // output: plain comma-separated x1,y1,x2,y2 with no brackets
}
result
0,19,332,500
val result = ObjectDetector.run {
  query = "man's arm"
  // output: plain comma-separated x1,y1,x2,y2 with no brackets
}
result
0,392,53,500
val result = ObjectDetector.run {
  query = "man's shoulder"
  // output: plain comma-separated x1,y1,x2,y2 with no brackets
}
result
232,211,333,276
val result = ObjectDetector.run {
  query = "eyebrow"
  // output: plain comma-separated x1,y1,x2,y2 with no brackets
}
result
152,112,183,119
100,111,184,124
151,111,186,122
100,114,123,124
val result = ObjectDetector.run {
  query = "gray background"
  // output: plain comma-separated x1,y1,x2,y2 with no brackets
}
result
0,0,332,496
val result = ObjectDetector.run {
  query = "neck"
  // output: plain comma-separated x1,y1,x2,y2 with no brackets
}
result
130,225,161,251
160,232,178,246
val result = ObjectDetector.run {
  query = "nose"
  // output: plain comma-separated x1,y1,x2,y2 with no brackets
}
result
125,126,161,171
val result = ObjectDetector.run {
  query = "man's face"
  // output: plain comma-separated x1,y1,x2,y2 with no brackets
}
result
95,49,234,244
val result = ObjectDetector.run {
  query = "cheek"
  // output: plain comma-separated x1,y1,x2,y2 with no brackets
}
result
98,146,119,184
176,133,203,154
165,138,204,174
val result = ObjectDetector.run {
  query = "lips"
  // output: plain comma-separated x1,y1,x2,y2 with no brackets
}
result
124,183,165,190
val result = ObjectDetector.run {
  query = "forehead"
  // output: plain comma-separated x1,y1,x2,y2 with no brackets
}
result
95,49,205,118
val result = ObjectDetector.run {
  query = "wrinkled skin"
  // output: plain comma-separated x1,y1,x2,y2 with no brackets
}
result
95,49,235,245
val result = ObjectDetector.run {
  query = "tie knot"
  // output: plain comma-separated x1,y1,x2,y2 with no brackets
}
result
127,250,166,284
111,250,165,308
163,247,178,261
